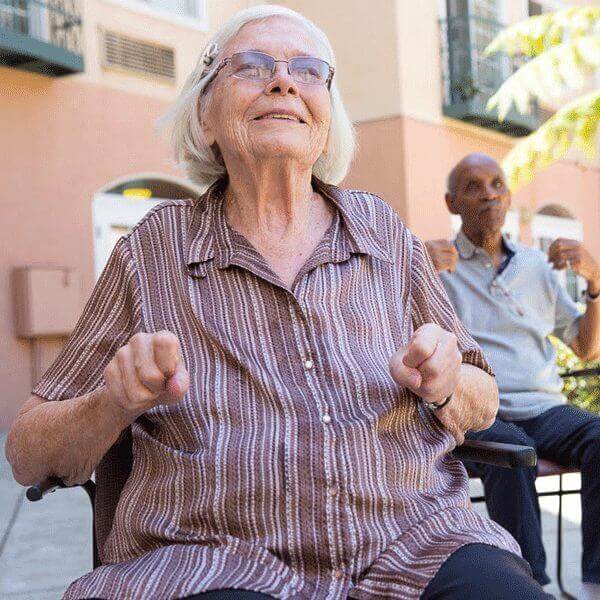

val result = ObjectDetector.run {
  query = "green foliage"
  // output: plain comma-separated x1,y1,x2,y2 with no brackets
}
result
552,335,600,414
485,7,600,57
487,36,600,120
483,6,600,191
501,90,600,189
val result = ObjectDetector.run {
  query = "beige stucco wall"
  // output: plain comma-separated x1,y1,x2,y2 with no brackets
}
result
0,67,183,428
347,114,600,258
2,0,599,431
74,0,250,100
271,0,402,122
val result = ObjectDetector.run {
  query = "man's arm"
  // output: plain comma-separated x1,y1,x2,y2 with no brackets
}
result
570,293,600,361
548,239,600,361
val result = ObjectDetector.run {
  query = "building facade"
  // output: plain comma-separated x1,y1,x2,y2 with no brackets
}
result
1,0,598,428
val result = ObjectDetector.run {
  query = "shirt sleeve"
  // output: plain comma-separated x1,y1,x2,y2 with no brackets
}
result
410,233,494,376
32,236,143,401
549,266,583,345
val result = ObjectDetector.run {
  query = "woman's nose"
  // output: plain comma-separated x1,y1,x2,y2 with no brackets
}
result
265,62,299,96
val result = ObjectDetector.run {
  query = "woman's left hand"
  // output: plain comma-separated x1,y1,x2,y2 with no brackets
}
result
389,323,468,444
389,323,462,405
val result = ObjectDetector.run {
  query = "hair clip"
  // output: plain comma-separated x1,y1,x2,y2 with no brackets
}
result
202,42,219,67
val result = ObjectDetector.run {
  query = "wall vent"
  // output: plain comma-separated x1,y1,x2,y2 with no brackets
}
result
101,30,175,81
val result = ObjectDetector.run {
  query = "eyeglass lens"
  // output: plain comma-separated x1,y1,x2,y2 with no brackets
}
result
229,51,330,85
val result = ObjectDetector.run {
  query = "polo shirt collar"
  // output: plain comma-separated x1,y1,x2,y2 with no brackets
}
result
455,228,516,260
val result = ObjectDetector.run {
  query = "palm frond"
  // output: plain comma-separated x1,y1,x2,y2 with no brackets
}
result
487,34,600,120
485,7,600,58
502,90,600,191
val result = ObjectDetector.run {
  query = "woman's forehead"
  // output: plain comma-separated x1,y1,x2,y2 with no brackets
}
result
224,16,323,58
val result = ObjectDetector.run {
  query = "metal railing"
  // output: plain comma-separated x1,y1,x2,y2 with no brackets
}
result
0,0,82,55
439,14,539,128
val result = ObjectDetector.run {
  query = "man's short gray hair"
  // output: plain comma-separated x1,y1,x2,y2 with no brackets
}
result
160,4,356,190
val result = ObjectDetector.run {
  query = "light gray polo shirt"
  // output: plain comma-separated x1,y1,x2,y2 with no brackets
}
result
439,230,583,421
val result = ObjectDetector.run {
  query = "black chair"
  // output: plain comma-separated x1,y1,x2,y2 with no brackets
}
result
26,437,537,571
468,366,600,600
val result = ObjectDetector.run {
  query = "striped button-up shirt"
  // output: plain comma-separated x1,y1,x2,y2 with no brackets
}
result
33,179,519,599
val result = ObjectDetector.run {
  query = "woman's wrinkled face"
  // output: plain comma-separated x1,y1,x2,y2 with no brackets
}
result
200,16,332,169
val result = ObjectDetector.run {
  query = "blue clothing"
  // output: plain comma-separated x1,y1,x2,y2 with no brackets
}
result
439,230,583,421
464,405,600,585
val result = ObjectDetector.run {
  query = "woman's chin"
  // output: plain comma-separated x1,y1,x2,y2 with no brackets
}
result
251,138,314,162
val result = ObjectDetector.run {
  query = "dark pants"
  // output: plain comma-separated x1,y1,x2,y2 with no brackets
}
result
182,592,273,599
180,543,548,599
463,404,600,585
421,542,552,599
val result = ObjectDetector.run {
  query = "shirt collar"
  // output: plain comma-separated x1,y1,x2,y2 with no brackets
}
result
455,228,517,260
185,177,394,270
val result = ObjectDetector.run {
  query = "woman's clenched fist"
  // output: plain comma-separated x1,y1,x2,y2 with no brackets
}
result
103,330,190,418
389,323,461,405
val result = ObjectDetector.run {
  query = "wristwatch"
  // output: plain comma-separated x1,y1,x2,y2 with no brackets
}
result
584,288,600,303
422,394,453,411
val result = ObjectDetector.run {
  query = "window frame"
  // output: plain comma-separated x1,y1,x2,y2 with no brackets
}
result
93,192,162,279
531,213,585,302
102,0,208,32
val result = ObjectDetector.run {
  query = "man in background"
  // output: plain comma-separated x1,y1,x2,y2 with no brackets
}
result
425,153,600,591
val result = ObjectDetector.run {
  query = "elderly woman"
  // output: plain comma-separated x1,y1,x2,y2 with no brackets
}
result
6,6,550,600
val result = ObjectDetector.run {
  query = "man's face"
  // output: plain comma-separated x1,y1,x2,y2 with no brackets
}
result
446,160,511,235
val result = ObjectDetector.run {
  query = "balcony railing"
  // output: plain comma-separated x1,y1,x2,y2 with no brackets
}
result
440,14,544,137
0,0,83,76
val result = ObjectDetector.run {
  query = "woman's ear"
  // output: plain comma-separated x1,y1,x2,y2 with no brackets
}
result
198,103,216,147
322,130,331,155
201,119,216,147
445,193,459,215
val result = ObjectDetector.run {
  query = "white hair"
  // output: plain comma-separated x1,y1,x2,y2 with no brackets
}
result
159,4,356,189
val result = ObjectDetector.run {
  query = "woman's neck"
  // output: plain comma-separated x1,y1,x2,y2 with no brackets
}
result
223,158,319,239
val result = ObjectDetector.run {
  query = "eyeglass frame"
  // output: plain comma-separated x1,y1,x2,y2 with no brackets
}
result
202,51,335,91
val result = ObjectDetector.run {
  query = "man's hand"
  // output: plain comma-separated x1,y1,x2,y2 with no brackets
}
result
424,240,459,274
103,330,190,419
548,238,600,295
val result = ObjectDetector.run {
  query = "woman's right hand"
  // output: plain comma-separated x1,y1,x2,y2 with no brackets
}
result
103,330,190,418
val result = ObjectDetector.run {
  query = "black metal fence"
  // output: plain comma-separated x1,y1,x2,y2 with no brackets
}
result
0,0,82,55
439,14,537,122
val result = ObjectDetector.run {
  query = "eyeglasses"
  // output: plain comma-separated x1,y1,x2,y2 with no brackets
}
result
204,51,335,90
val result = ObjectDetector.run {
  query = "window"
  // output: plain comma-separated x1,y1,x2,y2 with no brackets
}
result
528,1,543,16
531,213,584,302
107,0,207,30
137,0,203,18
92,176,199,277
93,193,162,278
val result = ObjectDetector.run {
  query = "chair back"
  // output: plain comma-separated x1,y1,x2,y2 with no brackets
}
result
94,427,133,562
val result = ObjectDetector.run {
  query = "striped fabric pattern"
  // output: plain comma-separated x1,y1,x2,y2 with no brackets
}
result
33,179,520,599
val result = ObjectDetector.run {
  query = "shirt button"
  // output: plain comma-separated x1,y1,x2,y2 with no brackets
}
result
322,414,332,424
327,484,338,497
333,569,344,580
304,359,314,369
